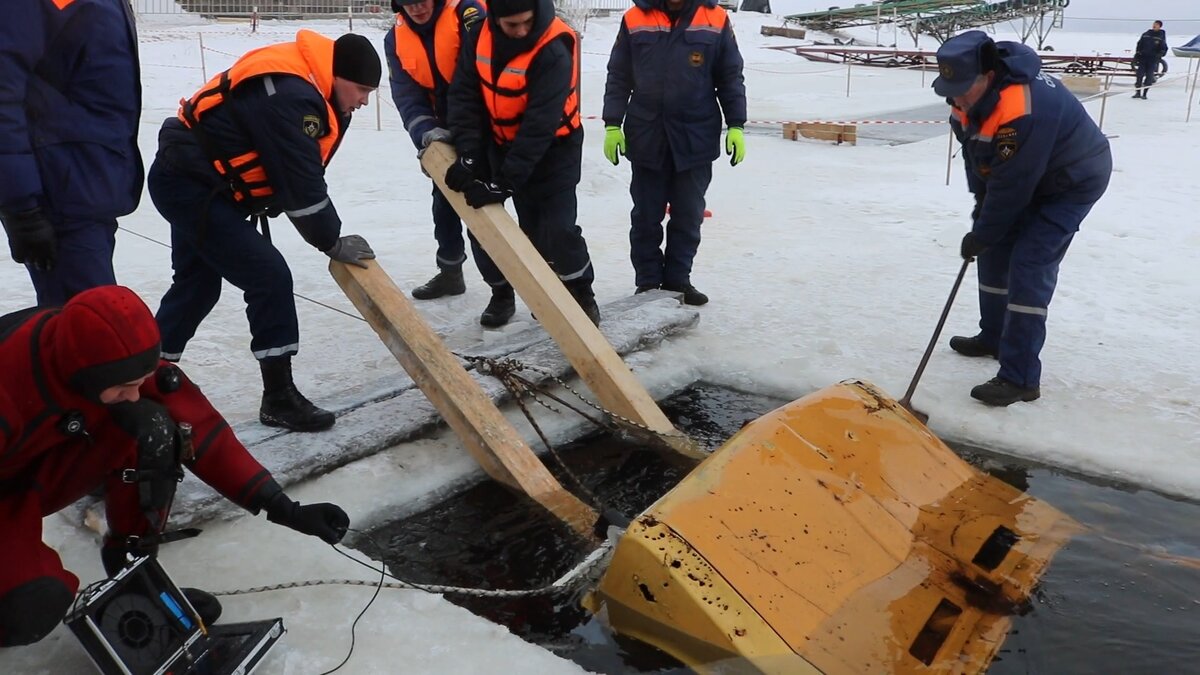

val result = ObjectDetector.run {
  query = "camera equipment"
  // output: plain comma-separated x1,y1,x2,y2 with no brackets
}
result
65,556,284,675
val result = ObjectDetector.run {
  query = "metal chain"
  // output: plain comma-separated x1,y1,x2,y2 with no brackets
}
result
455,352,692,512
458,355,601,505
210,540,613,600
457,353,685,448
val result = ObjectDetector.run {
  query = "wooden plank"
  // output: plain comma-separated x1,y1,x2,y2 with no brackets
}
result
75,296,699,531
330,259,598,538
421,142,703,460
760,25,806,39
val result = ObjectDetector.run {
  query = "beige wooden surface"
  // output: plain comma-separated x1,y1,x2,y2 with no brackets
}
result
331,259,598,538
420,142,702,460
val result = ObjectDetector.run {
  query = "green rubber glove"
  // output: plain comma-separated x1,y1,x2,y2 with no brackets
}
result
603,125,626,165
725,127,746,167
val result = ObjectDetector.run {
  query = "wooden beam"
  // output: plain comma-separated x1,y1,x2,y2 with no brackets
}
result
330,259,598,539
421,142,703,460
760,25,806,39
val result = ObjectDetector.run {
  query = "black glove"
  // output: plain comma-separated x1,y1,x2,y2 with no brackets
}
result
444,155,480,192
265,493,350,544
463,179,513,208
101,539,157,578
0,207,56,270
325,234,375,268
960,231,988,260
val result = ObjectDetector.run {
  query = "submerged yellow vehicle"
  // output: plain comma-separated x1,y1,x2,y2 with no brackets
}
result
587,381,1078,674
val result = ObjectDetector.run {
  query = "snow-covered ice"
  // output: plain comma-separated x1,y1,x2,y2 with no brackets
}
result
2,2,1198,672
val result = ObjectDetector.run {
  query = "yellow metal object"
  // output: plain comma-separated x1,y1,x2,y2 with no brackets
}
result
590,381,1079,674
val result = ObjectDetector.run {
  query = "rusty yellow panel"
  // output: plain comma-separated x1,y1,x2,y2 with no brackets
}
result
592,516,823,674
593,381,1078,674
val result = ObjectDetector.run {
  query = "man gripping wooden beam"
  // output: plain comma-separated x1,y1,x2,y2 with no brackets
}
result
421,141,703,461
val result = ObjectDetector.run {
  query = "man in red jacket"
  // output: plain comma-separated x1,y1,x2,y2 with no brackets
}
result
0,285,350,647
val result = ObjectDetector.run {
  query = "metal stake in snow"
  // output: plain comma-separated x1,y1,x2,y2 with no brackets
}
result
945,127,955,186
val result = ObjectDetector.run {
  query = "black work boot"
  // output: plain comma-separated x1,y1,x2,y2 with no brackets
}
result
411,265,466,300
259,355,335,432
635,284,660,294
662,282,709,306
480,285,516,328
949,334,999,359
182,588,223,626
970,376,1040,406
568,282,601,326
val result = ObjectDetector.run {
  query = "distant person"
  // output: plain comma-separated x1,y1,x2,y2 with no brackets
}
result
0,286,350,647
1,0,143,307
1133,20,1168,99
149,30,380,432
602,0,747,306
934,31,1112,406
445,0,600,327
384,0,487,300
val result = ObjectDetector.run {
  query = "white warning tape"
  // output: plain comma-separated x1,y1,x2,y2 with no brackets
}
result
581,115,946,125
751,119,947,125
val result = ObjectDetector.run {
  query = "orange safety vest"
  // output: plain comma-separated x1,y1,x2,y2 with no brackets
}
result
623,4,728,37
393,0,465,91
177,29,340,206
475,18,580,145
954,83,1031,142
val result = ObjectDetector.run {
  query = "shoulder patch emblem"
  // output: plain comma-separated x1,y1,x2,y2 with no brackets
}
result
462,6,480,27
302,115,321,138
689,51,704,67
996,138,1018,161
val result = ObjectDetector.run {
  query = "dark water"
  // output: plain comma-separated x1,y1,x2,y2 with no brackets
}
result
360,384,1200,674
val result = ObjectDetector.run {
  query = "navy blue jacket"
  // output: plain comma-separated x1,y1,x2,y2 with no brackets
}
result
0,0,142,219
384,0,486,149
1135,28,1168,63
602,0,747,172
156,75,349,252
448,0,581,193
951,42,1112,245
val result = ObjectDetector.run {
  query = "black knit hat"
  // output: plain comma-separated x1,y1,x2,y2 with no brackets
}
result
333,34,382,88
490,0,536,18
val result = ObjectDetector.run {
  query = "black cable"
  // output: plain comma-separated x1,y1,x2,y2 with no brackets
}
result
317,531,386,675
116,225,367,324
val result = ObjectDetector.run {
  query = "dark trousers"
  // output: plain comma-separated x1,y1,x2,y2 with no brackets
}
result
25,216,118,307
1134,59,1158,95
975,200,1100,389
431,183,466,269
629,157,713,288
471,187,593,289
0,429,144,646
147,157,299,361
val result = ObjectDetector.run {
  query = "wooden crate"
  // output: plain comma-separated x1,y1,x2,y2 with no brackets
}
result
785,122,857,145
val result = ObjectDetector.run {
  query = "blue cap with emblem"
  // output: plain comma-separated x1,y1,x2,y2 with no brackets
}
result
933,30,996,98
